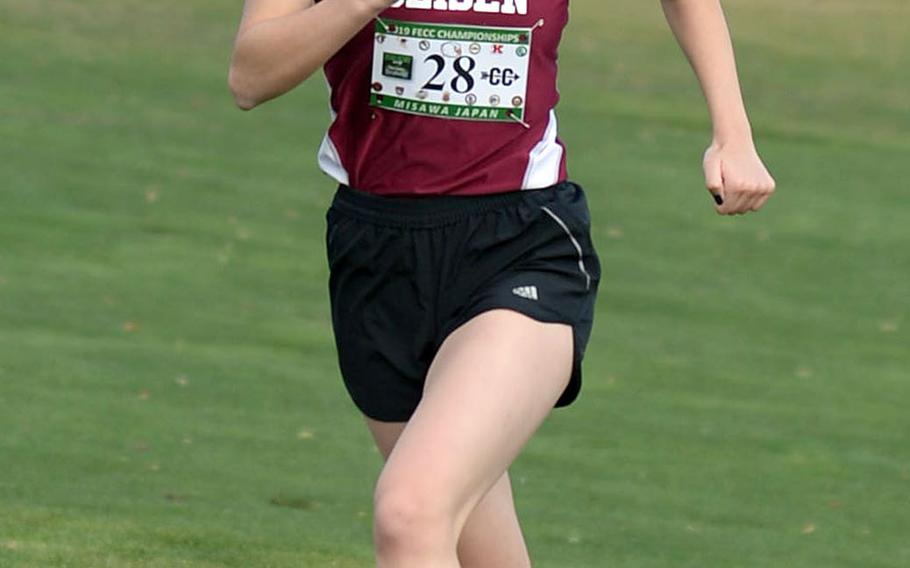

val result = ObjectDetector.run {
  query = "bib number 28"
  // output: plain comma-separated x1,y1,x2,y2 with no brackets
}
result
423,55,476,94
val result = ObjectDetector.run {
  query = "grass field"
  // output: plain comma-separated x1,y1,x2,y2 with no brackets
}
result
1,1,908,566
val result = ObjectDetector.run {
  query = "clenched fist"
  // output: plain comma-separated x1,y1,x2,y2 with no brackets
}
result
703,139,776,215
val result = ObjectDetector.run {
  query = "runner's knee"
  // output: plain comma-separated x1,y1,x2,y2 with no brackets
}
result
373,482,457,554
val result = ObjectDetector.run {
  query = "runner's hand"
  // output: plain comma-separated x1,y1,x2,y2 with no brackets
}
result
703,139,776,215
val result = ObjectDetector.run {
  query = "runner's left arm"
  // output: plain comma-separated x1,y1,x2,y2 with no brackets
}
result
661,0,776,216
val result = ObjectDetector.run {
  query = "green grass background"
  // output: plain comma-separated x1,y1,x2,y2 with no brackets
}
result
1,0,908,566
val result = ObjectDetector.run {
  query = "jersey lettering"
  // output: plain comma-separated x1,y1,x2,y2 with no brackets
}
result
389,0,528,16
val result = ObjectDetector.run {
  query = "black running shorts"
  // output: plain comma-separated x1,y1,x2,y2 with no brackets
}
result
324,181,602,422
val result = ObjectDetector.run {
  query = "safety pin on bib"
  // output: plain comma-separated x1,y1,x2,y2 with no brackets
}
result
507,111,531,129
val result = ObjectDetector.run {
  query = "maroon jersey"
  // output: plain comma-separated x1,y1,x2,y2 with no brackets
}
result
318,0,570,196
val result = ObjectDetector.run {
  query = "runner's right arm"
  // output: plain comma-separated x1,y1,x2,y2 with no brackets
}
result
229,0,392,110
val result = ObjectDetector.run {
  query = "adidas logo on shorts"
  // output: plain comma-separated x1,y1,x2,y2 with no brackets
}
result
512,285,539,301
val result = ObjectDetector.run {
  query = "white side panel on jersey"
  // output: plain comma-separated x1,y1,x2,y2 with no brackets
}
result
521,109,563,190
317,77,350,185
318,132,349,185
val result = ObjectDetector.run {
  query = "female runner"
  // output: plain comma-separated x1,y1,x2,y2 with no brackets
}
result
229,1,776,566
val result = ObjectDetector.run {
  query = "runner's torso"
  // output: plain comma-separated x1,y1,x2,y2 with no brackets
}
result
320,0,570,196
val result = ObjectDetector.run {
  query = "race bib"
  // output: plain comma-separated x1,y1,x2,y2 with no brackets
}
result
370,19,533,124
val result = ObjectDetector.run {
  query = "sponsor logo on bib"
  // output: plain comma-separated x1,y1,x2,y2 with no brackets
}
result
389,0,528,16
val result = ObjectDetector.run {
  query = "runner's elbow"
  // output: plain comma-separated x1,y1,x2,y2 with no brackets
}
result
232,92,259,112
228,66,261,111
229,64,316,111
